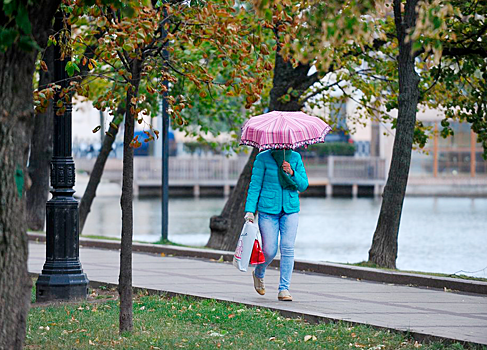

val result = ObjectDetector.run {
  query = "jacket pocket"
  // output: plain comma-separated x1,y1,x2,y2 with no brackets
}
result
259,190,277,209
288,191,299,208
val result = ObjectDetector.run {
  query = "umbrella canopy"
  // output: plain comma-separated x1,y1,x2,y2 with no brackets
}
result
240,111,332,150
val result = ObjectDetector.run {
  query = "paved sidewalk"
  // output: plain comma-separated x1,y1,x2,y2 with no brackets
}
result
29,242,487,345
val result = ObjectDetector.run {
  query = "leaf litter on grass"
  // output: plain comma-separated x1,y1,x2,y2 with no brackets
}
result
26,289,477,350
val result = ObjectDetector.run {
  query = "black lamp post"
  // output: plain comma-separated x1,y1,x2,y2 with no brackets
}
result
36,11,89,302
161,11,169,242
161,90,169,241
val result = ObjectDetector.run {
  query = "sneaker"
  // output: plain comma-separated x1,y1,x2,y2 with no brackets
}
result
252,271,265,295
278,290,292,301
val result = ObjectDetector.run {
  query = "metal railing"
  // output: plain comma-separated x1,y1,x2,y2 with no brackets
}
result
76,155,387,186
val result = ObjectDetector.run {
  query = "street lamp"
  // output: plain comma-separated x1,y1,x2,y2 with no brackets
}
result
161,10,169,242
36,11,89,302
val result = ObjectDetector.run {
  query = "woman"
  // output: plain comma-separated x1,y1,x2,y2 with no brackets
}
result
244,149,308,301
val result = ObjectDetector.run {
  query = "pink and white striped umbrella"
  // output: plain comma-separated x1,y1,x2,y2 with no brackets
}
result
240,111,332,150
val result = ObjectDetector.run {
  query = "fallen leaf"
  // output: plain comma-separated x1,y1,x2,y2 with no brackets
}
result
304,335,317,342
228,314,235,319
140,306,146,310
209,332,224,337
269,337,276,341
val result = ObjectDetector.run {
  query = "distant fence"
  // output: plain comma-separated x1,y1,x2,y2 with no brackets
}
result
75,155,487,197
76,156,386,186
134,156,248,186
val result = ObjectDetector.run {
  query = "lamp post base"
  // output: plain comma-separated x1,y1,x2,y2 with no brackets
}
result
36,271,89,302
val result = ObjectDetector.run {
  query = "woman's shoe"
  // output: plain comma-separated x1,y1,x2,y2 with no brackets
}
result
252,271,265,295
278,290,292,301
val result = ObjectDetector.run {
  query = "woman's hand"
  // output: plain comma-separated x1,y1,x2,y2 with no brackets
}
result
282,161,294,176
244,212,255,223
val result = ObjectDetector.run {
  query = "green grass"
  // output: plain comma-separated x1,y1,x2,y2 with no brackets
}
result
26,293,476,350
351,261,487,282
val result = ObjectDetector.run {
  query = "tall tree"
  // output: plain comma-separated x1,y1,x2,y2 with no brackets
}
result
368,0,421,268
0,1,61,348
119,58,142,333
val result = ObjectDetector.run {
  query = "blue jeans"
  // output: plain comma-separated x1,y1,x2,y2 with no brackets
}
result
254,211,299,291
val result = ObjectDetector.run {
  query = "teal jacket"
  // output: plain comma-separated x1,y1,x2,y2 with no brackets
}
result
245,150,308,215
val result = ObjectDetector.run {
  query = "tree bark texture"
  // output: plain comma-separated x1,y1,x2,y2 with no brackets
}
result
206,52,317,250
0,2,61,348
26,45,55,231
79,108,124,234
368,0,421,268
119,59,142,334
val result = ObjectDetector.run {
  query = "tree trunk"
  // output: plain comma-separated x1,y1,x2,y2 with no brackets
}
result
0,90,33,350
368,0,420,269
26,45,54,231
79,109,124,234
119,59,142,334
206,52,318,250
0,2,60,348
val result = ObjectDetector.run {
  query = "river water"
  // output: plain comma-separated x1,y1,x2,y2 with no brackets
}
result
83,196,487,278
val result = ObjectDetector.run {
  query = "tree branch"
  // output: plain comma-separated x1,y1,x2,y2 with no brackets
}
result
300,81,342,104
442,46,487,58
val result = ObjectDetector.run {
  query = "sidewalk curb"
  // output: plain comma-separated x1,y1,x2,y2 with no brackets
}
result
28,272,486,347
28,233,487,296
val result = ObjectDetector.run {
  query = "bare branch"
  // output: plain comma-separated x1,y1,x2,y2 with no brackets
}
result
300,81,342,104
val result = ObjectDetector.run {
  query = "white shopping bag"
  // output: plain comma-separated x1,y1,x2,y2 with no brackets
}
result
233,221,259,272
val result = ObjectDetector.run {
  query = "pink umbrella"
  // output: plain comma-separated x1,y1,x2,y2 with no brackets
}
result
240,111,332,151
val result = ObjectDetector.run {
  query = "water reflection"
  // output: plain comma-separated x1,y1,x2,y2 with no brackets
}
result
83,196,487,278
